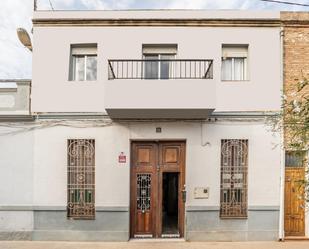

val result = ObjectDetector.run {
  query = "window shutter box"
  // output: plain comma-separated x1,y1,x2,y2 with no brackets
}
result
71,46,97,55
222,45,248,58
142,44,177,54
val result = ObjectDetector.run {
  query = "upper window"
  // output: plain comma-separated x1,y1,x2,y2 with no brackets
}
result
221,45,248,81
69,44,97,81
142,44,177,79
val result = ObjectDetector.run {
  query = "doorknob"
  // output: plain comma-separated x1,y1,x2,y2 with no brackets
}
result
181,185,186,203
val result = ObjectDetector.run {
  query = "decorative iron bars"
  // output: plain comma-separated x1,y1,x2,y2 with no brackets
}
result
67,139,95,219
285,151,306,168
136,174,151,212
220,139,248,218
108,59,213,80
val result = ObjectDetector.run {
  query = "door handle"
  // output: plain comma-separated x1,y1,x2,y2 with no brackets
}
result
181,185,186,203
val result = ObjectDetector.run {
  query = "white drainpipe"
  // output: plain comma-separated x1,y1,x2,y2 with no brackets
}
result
278,25,285,241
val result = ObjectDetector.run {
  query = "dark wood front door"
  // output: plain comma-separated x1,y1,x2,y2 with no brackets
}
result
130,141,185,238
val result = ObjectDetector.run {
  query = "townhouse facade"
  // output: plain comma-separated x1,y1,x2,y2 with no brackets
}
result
0,9,307,241
281,12,309,238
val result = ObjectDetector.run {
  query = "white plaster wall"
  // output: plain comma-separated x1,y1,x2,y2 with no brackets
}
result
32,25,281,113
32,121,281,208
0,128,34,205
33,10,279,20
33,124,130,207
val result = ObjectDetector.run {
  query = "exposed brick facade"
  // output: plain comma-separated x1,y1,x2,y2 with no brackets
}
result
281,12,309,147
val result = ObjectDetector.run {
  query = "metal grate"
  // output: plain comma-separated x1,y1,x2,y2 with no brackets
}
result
220,139,248,218
67,139,95,219
136,174,151,212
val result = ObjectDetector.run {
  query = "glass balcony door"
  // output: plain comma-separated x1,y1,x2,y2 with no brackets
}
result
144,54,175,79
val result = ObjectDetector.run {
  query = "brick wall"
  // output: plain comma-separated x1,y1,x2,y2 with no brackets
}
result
281,12,309,147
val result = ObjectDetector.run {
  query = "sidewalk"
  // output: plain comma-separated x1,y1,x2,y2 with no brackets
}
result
0,241,309,249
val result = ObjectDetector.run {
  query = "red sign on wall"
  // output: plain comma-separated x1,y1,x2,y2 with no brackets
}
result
118,152,126,163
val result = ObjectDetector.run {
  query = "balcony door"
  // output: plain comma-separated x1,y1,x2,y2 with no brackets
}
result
130,141,185,238
144,54,175,79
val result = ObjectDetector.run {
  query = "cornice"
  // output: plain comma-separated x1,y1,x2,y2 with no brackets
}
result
32,18,281,27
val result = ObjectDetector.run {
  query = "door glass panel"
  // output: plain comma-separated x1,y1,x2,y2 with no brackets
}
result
160,54,174,79
144,55,159,79
137,174,151,211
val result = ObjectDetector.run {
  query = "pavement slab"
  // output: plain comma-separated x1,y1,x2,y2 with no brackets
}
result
0,241,309,249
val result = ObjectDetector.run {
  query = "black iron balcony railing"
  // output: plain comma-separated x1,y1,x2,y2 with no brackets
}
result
108,59,213,80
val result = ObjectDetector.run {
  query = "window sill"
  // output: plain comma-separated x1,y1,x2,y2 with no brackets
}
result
221,80,250,83
68,80,98,83
220,216,248,220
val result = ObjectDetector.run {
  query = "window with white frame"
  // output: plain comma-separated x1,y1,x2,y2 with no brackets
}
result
69,44,97,81
142,44,177,79
221,45,248,81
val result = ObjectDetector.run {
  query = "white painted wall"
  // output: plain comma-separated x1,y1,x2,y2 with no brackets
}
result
33,124,130,207
0,128,34,232
0,128,34,205
32,12,281,113
32,120,281,208
33,10,279,20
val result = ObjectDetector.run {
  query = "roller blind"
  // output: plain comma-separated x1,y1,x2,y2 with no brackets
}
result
222,45,248,58
71,46,97,55
142,44,177,54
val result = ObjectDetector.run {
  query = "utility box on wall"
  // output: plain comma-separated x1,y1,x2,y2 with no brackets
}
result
194,187,209,199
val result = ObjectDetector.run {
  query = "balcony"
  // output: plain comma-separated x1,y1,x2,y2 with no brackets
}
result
0,80,32,120
105,59,216,119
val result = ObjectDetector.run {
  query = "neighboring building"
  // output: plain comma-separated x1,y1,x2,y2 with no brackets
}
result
281,12,309,239
0,79,33,240
0,10,286,241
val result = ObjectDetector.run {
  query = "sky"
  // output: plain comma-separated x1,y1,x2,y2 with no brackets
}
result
0,0,309,79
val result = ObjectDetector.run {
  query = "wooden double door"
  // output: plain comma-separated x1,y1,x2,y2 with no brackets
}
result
130,141,186,238
284,167,305,236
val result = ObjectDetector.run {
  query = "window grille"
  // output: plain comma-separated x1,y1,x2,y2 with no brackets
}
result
220,139,248,218
67,139,95,219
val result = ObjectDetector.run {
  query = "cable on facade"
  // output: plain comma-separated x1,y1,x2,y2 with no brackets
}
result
48,0,55,10
260,0,309,7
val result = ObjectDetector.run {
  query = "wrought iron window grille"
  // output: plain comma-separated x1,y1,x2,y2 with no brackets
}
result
220,139,248,218
67,139,95,219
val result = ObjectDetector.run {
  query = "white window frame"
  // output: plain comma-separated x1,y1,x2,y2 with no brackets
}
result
143,53,175,79
72,54,97,81
221,57,248,81
69,44,97,82
221,45,249,81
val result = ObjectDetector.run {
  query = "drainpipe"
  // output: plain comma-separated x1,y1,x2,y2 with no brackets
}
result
278,26,285,242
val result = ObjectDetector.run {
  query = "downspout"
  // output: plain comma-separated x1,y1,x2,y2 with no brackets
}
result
278,25,285,241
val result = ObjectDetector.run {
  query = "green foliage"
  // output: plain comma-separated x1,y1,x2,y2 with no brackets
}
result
283,78,309,150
